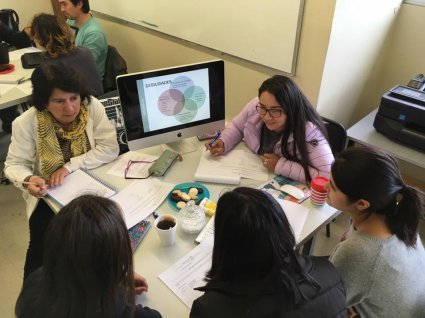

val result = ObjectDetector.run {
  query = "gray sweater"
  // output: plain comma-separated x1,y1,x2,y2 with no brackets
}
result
330,231,425,318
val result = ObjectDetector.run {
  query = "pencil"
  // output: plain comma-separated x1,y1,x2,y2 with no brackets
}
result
14,180,38,186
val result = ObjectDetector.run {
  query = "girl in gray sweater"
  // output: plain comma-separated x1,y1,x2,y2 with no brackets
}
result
327,146,425,318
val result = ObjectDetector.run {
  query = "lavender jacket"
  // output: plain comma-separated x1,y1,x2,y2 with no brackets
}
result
219,97,334,182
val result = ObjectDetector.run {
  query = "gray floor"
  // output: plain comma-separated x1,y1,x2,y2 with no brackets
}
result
0,129,349,317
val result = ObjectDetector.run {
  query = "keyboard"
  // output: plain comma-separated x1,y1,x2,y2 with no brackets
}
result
99,96,128,151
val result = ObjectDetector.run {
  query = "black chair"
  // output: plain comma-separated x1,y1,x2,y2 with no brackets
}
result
102,45,127,93
321,116,347,237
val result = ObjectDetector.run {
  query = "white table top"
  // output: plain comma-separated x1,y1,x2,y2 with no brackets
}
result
0,48,35,110
347,109,425,169
79,139,338,317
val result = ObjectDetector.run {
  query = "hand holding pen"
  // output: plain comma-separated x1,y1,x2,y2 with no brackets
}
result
19,176,49,198
205,131,225,156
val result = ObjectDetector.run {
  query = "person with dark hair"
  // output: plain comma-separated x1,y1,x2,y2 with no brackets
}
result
206,75,333,183
4,63,119,280
190,187,347,318
327,146,425,318
30,13,103,96
58,0,108,78
15,194,162,318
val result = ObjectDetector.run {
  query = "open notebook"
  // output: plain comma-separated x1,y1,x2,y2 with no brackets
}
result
47,169,117,207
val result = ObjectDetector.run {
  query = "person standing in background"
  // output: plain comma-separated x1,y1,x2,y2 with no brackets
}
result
58,0,107,79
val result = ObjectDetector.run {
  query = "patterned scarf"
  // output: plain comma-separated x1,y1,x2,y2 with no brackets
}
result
37,104,89,180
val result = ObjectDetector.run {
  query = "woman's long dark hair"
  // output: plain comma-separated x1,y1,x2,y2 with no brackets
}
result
332,147,425,247
259,75,328,183
207,187,320,304
15,195,136,318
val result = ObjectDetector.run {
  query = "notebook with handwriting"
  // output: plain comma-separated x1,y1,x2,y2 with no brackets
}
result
47,169,117,207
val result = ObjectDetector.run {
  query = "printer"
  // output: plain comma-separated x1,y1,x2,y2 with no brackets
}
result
373,81,425,152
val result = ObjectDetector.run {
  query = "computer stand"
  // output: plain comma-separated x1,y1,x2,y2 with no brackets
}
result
163,139,198,155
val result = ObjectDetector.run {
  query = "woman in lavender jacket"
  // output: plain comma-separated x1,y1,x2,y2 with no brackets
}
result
206,75,333,183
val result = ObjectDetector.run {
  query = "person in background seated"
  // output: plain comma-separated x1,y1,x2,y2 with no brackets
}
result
29,13,103,97
206,75,333,184
0,21,32,133
327,146,425,318
58,0,107,79
15,194,162,318
190,187,347,318
4,63,119,280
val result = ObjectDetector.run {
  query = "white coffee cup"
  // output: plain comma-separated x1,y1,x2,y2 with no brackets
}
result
154,214,178,246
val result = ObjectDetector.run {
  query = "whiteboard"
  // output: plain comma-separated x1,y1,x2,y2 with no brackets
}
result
90,0,304,73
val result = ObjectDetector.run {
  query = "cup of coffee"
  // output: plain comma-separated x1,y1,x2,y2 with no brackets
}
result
310,176,329,206
154,214,178,246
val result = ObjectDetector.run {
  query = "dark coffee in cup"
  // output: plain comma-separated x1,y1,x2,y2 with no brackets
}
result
157,219,176,230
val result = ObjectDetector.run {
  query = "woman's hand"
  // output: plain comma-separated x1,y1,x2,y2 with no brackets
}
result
134,272,148,294
27,176,48,198
261,153,279,171
48,166,70,187
205,139,225,156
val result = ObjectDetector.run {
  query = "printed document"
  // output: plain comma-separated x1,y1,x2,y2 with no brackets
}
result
106,151,158,178
111,179,174,229
158,240,213,308
194,148,268,185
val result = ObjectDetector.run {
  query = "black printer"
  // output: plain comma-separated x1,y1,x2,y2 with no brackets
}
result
373,78,425,152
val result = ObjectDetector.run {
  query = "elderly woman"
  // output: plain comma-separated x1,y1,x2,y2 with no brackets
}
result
30,13,103,96
4,63,119,280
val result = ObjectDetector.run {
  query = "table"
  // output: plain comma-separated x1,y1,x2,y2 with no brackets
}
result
0,48,35,110
347,109,425,170
60,138,337,317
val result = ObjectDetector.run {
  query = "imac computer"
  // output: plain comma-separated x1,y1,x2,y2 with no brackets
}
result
117,60,225,153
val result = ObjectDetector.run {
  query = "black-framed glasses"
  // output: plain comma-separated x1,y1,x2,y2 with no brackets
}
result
124,159,156,179
255,105,283,118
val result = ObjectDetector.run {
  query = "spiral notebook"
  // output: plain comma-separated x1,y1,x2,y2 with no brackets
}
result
47,169,117,207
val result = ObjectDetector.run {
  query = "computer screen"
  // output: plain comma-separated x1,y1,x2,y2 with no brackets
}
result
117,60,225,152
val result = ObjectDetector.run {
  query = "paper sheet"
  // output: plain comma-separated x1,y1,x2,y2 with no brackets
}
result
111,179,175,229
0,84,14,97
47,169,117,207
158,241,213,308
194,148,268,184
106,151,158,178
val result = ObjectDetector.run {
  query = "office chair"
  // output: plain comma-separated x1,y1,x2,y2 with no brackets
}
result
102,45,127,93
321,116,347,237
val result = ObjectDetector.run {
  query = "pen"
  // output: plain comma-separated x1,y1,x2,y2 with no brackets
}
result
14,180,38,186
18,77,31,84
208,131,221,146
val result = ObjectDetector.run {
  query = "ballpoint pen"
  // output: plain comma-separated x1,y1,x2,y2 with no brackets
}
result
208,131,221,147
18,77,31,84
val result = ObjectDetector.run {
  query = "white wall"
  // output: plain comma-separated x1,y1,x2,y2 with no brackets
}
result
95,0,336,120
1,0,53,27
317,0,402,127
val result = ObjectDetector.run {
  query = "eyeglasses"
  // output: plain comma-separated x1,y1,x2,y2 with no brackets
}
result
124,159,156,179
255,105,283,118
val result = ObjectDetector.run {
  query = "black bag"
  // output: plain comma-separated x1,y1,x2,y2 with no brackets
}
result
21,52,45,69
0,9,19,32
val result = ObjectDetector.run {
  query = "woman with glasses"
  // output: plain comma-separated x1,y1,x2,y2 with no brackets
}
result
4,63,119,281
206,75,333,183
